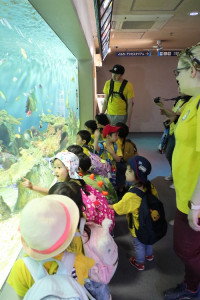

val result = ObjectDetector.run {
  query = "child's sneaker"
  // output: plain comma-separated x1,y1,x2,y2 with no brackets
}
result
145,254,154,261
129,257,144,271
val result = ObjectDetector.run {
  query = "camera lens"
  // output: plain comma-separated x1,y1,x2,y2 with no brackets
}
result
154,97,160,103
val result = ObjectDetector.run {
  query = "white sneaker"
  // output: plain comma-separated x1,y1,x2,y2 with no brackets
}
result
164,174,173,181
169,183,175,189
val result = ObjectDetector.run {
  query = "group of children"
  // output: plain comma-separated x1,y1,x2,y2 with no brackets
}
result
8,114,161,300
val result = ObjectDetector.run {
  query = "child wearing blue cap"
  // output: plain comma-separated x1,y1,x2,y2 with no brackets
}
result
109,155,158,271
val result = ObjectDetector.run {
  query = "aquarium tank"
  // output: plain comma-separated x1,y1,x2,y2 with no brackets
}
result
0,0,80,289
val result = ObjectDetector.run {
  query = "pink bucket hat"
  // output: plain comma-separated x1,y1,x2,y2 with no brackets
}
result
51,151,81,180
20,195,79,260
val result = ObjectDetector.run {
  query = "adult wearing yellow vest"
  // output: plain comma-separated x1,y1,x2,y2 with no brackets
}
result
102,64,134,127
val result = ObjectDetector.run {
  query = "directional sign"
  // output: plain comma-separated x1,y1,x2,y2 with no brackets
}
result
116,51,151,57
157,50,182,56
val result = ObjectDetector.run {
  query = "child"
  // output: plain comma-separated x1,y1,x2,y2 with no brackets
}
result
76,130,94,154
94,113,110,144
94,124,122,188
67,144,83,155
77,152,118,204
84,120,98,145
22,151,114,231
95,113,110,131
49,181,112,300
22,151,82,195
94,124,121,163
115,122,138,162
115,122,138,196
7,194,95,298
110,155,158,271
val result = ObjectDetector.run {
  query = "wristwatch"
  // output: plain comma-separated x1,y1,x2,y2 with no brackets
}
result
188,201,200,210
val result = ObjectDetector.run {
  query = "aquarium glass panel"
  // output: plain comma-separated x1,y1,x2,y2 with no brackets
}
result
0,0,79,289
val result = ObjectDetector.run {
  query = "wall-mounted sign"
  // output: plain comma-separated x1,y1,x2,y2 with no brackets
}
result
157,51,182,56
94,0,113,61
116,51,151,57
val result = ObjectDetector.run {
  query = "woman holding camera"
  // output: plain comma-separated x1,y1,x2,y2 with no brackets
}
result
164,43,200,300
155,93,190,187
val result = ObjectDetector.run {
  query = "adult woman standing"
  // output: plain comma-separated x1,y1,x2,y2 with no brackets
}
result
164,43,200,299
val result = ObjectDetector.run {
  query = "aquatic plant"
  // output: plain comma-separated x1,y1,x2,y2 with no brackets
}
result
0,126,61,186
0,110,22,125
40,113,67,127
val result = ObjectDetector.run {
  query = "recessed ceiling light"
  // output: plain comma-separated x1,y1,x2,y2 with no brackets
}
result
189,11,199,16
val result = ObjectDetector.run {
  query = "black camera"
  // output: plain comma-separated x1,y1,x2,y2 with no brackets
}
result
163,120,170,128
154,97,160,104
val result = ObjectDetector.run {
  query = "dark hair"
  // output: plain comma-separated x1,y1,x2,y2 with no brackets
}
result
48,181,91,238
67,144,83,155
95,113,110,126
116,122,129,139
77,152,91,173
49,181,84,216
77,130,91,145
127,164,152,194
84,120,97,134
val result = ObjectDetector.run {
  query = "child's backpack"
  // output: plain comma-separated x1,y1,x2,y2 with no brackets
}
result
81,185,115,232
129,187,168,245
123,139,138,162
22,252,94,300
79,217,118,284
89,152,112,178
97,141,118,187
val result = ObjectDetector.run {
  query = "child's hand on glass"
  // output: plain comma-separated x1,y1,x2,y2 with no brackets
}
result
21,177,33,189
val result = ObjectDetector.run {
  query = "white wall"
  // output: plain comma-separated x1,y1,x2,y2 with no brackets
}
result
97,53,179,132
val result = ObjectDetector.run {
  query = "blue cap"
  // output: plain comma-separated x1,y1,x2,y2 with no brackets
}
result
128,156,152,183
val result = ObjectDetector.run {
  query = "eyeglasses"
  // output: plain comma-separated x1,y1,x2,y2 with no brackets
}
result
173,66,190,77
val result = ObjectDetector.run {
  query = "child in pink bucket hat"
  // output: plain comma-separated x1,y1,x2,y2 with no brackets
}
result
19,195,80,260
7,195,95,298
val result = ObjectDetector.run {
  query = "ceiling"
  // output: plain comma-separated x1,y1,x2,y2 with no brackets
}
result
90,0,200,54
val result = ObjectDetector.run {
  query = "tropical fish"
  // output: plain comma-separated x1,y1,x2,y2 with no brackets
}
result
25,92,37,113
21,48,27,59
8,141,13,147
39,121,43,128
15,134,21,139
71,77,75,82
15,96,20,101
39,84,43,88
26,110,32,116
47,109,51,113
0,91,6,101
13,77,17,82
18,126,21,133
23,132,31,141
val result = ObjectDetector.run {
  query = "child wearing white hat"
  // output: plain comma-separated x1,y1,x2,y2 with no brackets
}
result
22,150,115,231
